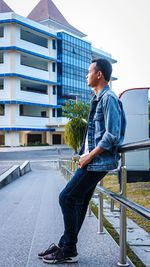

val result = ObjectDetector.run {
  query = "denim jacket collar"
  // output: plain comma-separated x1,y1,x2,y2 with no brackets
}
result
93,84,110,102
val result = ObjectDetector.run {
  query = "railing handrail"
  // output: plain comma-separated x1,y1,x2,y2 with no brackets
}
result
118,138,150,153
59,139,150,266
59,164,150,222
96,184,150,221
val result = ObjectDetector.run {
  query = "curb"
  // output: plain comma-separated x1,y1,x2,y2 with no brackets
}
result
20,161,31,176
0,161,31,189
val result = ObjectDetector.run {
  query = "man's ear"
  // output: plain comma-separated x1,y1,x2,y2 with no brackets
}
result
97,71,102,79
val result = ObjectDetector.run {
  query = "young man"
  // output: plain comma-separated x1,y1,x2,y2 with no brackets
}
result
38,58,126,264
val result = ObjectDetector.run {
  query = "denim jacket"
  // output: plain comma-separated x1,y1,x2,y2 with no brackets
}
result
79,85,126,171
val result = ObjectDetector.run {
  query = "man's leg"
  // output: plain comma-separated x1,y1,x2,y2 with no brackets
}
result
42,168,107,264
58,168,107,249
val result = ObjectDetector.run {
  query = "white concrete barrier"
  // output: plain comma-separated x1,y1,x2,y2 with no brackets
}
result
0,165,20,189
20,161,31,176
0,161,31,189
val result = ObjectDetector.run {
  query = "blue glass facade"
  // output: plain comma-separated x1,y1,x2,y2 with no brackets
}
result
57,32,92,105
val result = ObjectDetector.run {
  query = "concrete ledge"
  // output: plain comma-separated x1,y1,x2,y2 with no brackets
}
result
20,161,31,176
0,161,32,189
0,165,20,189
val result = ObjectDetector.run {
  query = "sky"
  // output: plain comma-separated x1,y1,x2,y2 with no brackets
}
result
4,0,150,94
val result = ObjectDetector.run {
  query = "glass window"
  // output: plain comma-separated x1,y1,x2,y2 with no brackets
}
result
0,79,3,90
0,53,4,63
21,29,48,48
0,104,4,115
53,85,56,95
52,109,56,117
0,27,4,37
21,55,48,71
57,108,62,117
52,39,56,49
52,62,56,72
21,80,47,94
59,36,92,104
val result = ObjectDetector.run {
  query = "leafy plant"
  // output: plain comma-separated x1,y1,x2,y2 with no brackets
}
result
64,118,87,153
62,100,90,121
62,100,90,153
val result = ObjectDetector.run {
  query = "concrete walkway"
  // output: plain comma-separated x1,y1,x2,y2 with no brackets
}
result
0,162,134,267
0,145,69,152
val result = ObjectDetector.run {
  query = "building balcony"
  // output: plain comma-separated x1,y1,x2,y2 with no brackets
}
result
17,38,57,59
16,64,49,81
0,115,49,129
0,115,8,126
16,115,49,128
0,61,50,81
0,89,50,106
47,117,68,127
0,49,57,84
0,12,57,59
18,38,49,58
17,92,49,105
0,63,8,73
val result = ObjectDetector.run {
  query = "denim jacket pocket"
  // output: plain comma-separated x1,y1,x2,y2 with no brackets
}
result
94,112,105,134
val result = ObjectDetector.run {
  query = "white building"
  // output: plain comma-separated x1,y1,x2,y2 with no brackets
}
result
0,0,116,146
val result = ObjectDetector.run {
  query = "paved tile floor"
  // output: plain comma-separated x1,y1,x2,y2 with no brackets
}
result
0,162,134,267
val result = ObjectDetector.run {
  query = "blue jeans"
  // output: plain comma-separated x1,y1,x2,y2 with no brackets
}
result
58,167,107,250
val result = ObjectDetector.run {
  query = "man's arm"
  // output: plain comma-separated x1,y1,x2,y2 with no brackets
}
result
78,146,105,169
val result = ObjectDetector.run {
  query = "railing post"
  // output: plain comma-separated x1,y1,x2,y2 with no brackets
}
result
97,180,105,234
87,201,92,216
118,153,129,266
110,199,115,211
97,192,105,234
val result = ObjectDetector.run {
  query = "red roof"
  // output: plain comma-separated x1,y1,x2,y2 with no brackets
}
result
0,0,13,13
27,0,85,36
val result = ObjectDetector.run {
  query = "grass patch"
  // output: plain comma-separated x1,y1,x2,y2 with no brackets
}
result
91,202,146,267
102,174,150,234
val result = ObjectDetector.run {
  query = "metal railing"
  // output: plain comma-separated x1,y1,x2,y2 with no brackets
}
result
59,139,150,266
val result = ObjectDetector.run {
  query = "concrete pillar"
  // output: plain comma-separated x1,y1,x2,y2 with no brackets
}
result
7,104,18,126
5,131,20,146
46,132,52,145
48,62,57,81
20,132,28,146
0,133,4,145
120,88,149,170
48,38,57,58
10,24,20,45
61,133,64,144
42,132,46,144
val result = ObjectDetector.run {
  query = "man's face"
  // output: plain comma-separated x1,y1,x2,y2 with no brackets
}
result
86,62,100,88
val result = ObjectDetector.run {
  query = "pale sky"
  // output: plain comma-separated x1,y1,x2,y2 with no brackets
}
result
5,0,150,94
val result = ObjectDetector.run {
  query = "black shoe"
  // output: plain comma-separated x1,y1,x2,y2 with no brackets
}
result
43,247,78,264
38,243,60,259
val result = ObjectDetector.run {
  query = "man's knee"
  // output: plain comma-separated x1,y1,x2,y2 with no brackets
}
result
59,189,76,207
59,190,67,206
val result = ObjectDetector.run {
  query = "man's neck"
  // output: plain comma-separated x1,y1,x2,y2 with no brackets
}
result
93,82,108,96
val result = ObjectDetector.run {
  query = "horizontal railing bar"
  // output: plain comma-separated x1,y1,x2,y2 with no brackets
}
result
60,165,74,175
118,139,150,153
59,139,150,157
60,156,150,221
96,184,150,221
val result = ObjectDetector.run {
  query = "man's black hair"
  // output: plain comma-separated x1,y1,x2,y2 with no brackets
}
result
92,58,112,82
